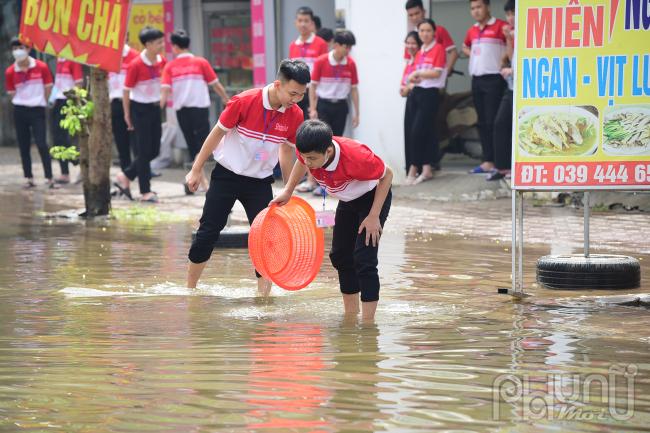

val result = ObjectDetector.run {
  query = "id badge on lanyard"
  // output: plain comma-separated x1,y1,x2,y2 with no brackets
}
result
315,180,335,228
257,109,280,162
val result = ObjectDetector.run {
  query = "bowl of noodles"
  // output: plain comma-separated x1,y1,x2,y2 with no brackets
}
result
602,106,650,156
518,106,599,157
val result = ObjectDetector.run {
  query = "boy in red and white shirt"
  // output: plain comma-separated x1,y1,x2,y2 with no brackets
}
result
52,58,84,183
108,44,140,171
4,37,55,189
161,29,229,194
273,120,393,321
115,27,167,203
404,0,458,78
463,0,507,174
184,59,310,296
289,6,329,120
310,30,359,136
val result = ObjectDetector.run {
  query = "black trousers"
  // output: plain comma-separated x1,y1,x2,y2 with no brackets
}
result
123,101,161,194
330,188,392,303
493,88,513,170
472,74,506,163
409,87,440,167
13,105,53,180
111,99,136,171
176,107,210,161
317,99,349,136
403,93,416,172
297,88,310,121
189,164,273,277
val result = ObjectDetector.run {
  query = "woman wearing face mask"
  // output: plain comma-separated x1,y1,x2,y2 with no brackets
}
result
406,19,446,185
4,37,56,189
400,31,422,185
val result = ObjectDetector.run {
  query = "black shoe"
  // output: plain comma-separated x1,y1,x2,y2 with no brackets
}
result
486,170,505,181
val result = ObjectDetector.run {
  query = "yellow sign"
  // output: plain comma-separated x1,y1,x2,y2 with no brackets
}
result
513,0,650,190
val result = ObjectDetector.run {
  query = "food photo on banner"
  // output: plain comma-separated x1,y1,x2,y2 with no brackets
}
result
512,0,650,190
19,0,130,72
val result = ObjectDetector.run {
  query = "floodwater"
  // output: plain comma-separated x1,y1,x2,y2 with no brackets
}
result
0,192,649,433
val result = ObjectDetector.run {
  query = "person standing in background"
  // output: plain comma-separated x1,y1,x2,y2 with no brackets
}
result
5,37,56,189
487,0,515,181
51,58,84,184
108,43,140,172
404,0,458,79
400,31,422,182
463,0,507,174
161,29,229,195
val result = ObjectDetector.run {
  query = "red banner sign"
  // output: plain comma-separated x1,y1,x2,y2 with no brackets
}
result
19,0,130,73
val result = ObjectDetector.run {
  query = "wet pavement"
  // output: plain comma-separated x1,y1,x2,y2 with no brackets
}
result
0,149,649,432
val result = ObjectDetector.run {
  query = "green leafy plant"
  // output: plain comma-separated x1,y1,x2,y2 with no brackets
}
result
50,145,80,161
60,88,94,137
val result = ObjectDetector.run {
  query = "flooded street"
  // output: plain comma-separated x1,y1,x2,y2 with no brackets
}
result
1,190,649,433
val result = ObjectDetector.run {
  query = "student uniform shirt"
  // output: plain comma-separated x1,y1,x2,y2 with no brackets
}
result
403,25,456,60
108,45,140,100
311,51,359,100
298,136,387,202
123,51,167,103
214,84,304,179
463,16,507,76
288,33,329,72
413,41,447,88
5,57,53,107
402,57,415,86
161,53,219,110
53,59,83,100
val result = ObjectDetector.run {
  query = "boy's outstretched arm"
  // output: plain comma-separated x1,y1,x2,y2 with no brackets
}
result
270,159,309,206
185,125,226,192
359,166,394,247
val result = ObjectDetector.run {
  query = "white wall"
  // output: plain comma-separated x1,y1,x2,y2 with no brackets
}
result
335,0,407,183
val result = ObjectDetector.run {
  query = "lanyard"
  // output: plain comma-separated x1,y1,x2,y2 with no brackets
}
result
300,41,311,58
333,63,344,80
262,108,281,143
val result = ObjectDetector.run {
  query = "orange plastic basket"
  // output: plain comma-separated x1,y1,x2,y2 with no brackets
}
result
249,196,325,290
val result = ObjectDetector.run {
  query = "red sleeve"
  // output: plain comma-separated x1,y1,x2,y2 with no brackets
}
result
463,28,472,47
72,62,83,81
296,150,305,164
349,144,385,181
123,61,138,89
350,60,359,85
161,62,172,86
217,94,242,130
41,62,53,85
437,26,456,51
5,68,15,92
202,59,218,83
311,56,322,82
432,46,446,69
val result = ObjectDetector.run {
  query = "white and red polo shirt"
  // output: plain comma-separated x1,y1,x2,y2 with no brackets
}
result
403,24,456,60
161,53,218,110
413,41,447,89
108,45,140,100
123,51,167,103
5,57,53,107
311,51,359,100
297,136,387,202
463,16,507,76
214,85,304,179
53,59,83,100
402,58,415,86
288,33,329,72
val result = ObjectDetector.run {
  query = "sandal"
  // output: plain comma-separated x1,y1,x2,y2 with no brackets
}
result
140,193,158,203
296,181,316,193
404,175,417,186
112,181,133,201
413,173,434,185
47,181,61,190
23,179,36,189
54,177,70,185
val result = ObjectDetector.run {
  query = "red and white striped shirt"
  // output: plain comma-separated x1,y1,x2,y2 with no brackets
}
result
297,136,387,202
214,85,304,179
5,57,53,107
124,51,167,103
463,17,507,76
53,59,83,100
161,53,218,110
288,33,329,72
413,41,446,89
108,45,140,100
311,51,359,100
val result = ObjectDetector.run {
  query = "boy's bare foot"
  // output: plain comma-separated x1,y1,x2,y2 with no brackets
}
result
257,277,272,297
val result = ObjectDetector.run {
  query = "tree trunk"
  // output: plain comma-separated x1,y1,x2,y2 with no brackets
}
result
85,68,112,217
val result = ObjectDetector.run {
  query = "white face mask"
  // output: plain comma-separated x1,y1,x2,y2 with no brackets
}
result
12,48,28,61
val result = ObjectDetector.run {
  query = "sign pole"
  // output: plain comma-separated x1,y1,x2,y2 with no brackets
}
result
584,192,590,258
511,191,517,294
517,191,524,294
